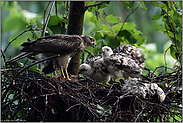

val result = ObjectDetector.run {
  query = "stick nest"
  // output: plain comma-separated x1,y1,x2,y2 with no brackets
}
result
1,64,182,122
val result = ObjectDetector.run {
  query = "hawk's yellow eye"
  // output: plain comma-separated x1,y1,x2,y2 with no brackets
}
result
90,38,94,42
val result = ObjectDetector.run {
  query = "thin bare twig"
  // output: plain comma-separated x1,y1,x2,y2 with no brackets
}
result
3,29,31,53
111,3,140,48
66,103,81,112
42,1,55,37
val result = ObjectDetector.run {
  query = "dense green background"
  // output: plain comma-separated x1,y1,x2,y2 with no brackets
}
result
1,1,182,75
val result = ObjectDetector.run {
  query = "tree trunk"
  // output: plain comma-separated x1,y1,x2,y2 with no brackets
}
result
66,2,86,75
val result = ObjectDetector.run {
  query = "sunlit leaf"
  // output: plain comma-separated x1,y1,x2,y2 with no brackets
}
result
151,1,162,7
123,22,136,30
90,16,97,22
156,24,166,32
98,8,103,14
106,14,120,24
112,23,122,31
101,24,111,32
138,1,147,10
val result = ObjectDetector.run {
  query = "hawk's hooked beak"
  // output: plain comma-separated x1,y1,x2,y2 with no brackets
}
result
92,40,96,48
92,43,97,48
90,38,96,48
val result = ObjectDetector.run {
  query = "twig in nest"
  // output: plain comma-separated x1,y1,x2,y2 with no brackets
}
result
66,103,81,112
120,87,139,99
1,49,6,63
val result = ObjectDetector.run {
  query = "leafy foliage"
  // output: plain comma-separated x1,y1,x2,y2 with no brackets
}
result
151,1,182,62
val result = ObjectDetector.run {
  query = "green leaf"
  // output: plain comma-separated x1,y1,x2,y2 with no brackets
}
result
151,1,162,7
98,8,103,14
169,44,178,60
49,25,66,34
48,16,61,27
179,1,182,9
164,22,171,31
119,30,131,38
175,34,182,42
129,1,135,8
152,14,162,20
138,1,147,10
121,1,135,8
123,22,137,30
133,31,146,45
86,1,110,12
121,1,130,8
97,1,110,9
95,31,104,40
101,24,111,32
118,30,137,44
156,24,166,32
106,14,120,24
107,33,120,47
36,19,43,28
47,16,66,34
137,45,148,51
85,1,95,5
56,1,64,4
113,23,122,32
45,27,53,35
90,16,97,22
28,64,40,72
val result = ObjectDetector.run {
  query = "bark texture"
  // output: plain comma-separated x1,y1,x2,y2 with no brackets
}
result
66,2,86,75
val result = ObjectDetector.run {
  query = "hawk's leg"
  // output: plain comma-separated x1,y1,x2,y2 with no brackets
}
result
60,67,66,79
65,68,71,81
